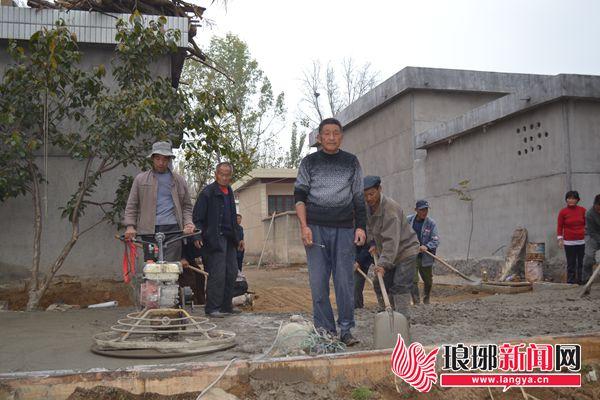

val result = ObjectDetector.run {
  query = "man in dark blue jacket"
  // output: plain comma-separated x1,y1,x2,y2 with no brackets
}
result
407,200,440,305
193,162,241,318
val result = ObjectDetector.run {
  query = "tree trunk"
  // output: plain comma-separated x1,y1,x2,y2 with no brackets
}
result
25,158,90,311
235,114,246,154
26,160,43,311
466,201,474,263
26,221,80,311
31,234,78,310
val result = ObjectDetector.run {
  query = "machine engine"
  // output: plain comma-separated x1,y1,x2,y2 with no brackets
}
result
139,262,183,309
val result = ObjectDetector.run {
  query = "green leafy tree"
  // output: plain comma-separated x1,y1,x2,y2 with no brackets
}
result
285,122,306,168
0,15,230,310
181,33,286,188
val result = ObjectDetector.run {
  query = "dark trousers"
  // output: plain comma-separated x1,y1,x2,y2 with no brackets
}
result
180,240,205,304
413,256,433,296
237,250,245,271
374,256,416,297
354,263,370,308
204,235,238,314
141,224,181,262
564,244,585,284
583,236,599,283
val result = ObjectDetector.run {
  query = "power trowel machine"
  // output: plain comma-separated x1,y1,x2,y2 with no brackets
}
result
91,230,236,358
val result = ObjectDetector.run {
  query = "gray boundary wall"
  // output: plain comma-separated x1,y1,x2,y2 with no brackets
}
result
0,9,186,281
316,68,600,278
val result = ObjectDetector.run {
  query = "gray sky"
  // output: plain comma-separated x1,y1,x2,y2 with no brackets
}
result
196,0,600,144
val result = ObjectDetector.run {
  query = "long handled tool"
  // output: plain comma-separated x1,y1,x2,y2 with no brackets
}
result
581,262,600,297
423,250,481,285
187,265,209,277
373,255,410,349
355,266,373,286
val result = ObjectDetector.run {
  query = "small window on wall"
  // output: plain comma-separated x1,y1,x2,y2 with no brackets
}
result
268,195,295,215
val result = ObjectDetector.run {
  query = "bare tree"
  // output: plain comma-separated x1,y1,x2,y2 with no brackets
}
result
300,61,324,124
298,58,379,128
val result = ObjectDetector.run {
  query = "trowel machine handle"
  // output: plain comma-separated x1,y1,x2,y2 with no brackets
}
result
116,230,201,263
116,230,201,246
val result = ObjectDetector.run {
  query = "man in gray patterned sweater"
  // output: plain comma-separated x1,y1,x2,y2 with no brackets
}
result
294,118,367,346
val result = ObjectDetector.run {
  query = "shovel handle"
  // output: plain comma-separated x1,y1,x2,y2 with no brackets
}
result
580,263,600,297
187,265,209,277
374,255,392,311
355,266,374,286
423,250,477,283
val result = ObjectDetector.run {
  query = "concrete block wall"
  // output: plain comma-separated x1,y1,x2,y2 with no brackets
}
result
341,89,511,216
342,95,414,208
0,40,175,281
569,100,600,207
261,212,305,265
0,157,139,281
236,183,266,261
423,100,600,266
338,86,600,278
412,91,503,135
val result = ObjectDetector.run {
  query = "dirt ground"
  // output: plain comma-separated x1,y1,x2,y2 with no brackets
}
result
0,275,135,310
61,368,600,400
246,266,491,313
1,265,599,399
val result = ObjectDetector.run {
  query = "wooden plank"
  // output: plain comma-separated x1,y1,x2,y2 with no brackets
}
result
499,227,527,281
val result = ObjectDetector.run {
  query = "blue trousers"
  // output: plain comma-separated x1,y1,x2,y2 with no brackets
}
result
305,224,355,336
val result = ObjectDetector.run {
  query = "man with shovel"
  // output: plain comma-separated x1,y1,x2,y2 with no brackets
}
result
407,200,440,304
364,176,420,320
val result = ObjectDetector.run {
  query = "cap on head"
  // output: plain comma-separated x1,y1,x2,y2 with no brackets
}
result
416,199,430,210
148,141,175,158
363,175,381,190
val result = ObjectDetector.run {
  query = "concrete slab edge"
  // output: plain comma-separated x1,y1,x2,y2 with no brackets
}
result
1,333,598,399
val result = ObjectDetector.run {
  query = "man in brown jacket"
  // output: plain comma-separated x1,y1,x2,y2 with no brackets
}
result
123,141,195,262
364,176,419,320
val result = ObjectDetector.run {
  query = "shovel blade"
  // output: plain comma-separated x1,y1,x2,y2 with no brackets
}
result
373,310,410,349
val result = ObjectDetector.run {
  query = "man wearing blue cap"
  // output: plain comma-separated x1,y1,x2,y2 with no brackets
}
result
363,175,420,319
408,200,440,304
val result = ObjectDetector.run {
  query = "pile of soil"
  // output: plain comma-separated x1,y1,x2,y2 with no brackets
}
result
347,376,600,400
0,275,134,310
67,386,200,400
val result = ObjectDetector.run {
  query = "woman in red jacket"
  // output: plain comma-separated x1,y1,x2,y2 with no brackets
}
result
557,191,586,284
